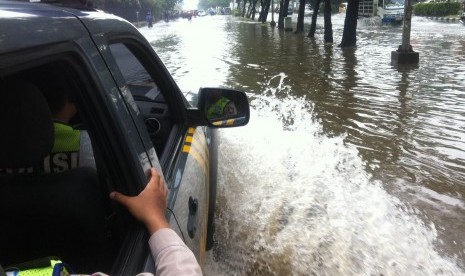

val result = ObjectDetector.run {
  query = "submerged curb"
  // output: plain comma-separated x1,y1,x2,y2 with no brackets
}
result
424,16,461,22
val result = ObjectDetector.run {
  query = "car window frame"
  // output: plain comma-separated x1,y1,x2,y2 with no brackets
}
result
96,34,192,176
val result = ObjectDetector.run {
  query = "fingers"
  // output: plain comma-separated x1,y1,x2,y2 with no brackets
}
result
148,168,167,196
110,191,130,207
110,168,165,203
109,167,169,234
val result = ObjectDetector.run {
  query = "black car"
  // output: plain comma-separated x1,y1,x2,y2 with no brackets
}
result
0,0,249,274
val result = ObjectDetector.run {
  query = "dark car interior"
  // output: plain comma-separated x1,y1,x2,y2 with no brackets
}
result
0,82,112,273
0,60,150,273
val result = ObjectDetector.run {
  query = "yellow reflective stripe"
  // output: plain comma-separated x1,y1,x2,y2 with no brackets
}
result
183,128,195,153
190,131,208,162
181,128,209,174
20,266,53,275
211,118,236,126
13,260,63,276
189,149,206,174
193,128,207,147
190,129,208,173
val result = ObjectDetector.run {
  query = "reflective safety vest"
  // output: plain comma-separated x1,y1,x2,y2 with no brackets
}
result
42,122,81,173
4,257,72,276
52,122,80,153
207,97,230,119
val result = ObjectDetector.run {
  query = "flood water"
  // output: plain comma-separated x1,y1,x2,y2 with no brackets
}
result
140,14,465,275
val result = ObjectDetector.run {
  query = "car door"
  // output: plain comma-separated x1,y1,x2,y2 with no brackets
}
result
93,33,211,267
0,13,156,275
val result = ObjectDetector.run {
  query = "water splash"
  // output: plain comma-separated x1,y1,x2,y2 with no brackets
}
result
205,90,464,275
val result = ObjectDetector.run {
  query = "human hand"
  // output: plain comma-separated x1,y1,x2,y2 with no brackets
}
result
110,168,170,234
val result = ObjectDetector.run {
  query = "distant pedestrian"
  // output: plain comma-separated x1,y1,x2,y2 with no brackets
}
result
146,11,153,28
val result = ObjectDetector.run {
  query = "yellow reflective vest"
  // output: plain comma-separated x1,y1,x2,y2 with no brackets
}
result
52,122,80,153
4,258,71,276
42,122,81,173
207,97,230,119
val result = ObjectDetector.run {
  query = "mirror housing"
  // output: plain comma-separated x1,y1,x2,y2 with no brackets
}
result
193,87,250,128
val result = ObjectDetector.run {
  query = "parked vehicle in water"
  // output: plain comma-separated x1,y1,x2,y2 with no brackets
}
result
378,0,404,23
0,0,250,274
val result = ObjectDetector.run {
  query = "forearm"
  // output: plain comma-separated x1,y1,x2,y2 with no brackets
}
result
148,228,202,276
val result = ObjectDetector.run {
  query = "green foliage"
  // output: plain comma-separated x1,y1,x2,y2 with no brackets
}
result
414,2,461,17
232,8,242,16
198,0,230,9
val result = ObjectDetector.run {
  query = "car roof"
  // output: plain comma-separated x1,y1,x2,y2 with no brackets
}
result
0,0,140,54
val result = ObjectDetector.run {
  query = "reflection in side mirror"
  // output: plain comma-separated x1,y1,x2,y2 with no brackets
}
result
198,87,250,128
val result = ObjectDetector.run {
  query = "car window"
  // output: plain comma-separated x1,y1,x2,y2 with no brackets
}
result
108,42,172,161
109,43,164,102
0,59,123,273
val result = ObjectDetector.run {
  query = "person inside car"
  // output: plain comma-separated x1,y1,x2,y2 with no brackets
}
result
40,79,95,173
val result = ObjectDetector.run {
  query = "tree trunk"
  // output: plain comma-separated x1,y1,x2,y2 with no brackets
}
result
250,0,259,19
295,0,306,33
307,0,321,38
339,0,359,47
323,0,333,42
260,0,271,23
246,0,254,18
242,0,247,17
258,0,264,21
278,0,289,29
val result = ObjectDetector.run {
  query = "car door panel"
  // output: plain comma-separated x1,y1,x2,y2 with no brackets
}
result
168,127,210,266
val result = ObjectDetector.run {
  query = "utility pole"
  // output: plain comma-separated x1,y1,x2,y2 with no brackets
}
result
391,0,419,65
136,11,139,27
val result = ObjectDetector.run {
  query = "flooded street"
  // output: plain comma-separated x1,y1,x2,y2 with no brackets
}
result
140,14,465,275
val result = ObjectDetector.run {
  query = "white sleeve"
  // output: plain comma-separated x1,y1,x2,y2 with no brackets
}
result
148,228,203,276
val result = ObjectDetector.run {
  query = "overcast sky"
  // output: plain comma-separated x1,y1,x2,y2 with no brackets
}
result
183,0,198,10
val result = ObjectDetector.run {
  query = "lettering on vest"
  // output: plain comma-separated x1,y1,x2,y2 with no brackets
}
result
43,152,79,173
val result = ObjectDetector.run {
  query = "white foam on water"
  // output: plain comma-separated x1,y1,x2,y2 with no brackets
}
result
204,76,464,275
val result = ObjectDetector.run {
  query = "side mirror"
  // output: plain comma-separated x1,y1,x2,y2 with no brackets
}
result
197,87,250,128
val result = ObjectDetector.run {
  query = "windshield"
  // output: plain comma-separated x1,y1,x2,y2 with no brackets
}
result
384,0,404,7
109,43,162,101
